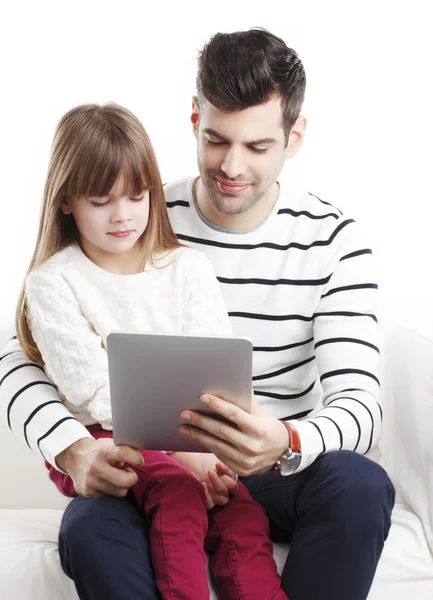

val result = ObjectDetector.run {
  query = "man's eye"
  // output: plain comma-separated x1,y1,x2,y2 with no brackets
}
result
205,137,225,146
250,147,268,154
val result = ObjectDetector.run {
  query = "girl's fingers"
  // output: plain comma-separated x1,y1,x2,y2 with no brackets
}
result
201,482,215,510
215,462,236,480
218,473,238,494
208,469,229,495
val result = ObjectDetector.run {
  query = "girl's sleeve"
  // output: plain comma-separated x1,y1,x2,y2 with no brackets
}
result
25,269,112,428
180,249,232,336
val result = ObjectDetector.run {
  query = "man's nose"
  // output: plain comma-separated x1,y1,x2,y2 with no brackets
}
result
220,147,245,180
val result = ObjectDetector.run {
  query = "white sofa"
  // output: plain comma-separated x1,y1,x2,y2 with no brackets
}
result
1,316,432,600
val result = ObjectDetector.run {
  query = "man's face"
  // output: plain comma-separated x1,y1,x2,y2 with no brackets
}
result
193,95,299,217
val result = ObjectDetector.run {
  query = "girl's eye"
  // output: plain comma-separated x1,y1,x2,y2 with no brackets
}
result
130,196,145,202
91,201,109,207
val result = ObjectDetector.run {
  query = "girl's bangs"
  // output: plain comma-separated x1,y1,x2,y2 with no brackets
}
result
64,138,151,199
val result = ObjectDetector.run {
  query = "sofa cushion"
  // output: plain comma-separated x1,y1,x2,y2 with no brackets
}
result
1,505,433,600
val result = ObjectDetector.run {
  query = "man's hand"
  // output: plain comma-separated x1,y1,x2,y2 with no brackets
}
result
179,394,290,477
169,452,238,509
55,437,144,498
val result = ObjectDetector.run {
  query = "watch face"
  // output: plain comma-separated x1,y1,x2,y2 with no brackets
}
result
280,452,302,476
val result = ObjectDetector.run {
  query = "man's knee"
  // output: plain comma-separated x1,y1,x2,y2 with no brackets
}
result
60,495,147,550
305,450,395,531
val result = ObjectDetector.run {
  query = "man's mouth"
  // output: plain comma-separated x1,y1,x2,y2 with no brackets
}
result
216,179,251,195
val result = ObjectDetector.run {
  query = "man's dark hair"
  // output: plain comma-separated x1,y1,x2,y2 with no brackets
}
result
196,28,306,146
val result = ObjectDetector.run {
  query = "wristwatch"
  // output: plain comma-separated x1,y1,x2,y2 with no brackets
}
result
271,421,302,476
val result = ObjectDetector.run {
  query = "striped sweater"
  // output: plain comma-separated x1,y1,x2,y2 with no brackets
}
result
0,176,382,473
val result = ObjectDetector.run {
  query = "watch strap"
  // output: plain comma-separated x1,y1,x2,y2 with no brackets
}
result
281,421,301,453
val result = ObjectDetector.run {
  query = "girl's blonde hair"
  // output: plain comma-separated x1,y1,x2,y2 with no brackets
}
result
16,103,180,364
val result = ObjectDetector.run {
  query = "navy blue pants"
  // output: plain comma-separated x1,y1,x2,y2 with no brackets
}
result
59,450,395,600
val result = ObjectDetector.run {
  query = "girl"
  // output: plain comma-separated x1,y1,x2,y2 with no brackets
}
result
16,103,286,600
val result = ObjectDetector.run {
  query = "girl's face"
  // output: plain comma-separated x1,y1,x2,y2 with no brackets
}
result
60,176,150,269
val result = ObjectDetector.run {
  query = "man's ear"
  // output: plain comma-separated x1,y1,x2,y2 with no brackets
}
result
191,96,199,139
285,116,307,158
60,196,73,215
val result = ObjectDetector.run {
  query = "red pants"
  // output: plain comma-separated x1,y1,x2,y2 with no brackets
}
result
48,425,287,600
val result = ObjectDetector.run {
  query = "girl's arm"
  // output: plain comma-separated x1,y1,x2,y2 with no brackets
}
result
25,269,112,428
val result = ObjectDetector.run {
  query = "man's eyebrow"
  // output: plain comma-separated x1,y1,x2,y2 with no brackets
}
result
203,128,277,145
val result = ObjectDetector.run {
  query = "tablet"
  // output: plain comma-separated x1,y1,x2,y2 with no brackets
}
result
107,331,253,452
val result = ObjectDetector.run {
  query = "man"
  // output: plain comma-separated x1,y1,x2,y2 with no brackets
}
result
0,28,394,600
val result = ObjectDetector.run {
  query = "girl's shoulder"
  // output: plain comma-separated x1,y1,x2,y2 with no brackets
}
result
156,246,212,273
28,244,81,279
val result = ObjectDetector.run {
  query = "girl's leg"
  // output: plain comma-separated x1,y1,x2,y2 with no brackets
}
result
205,481,287,600
47,427,210,600
130,451,210,600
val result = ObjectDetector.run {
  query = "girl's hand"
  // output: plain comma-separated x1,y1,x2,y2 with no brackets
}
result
168,452,238,509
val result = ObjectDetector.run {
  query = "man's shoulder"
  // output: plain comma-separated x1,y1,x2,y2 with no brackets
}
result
163,176,196,206
279,183,346,221
276,183,370,258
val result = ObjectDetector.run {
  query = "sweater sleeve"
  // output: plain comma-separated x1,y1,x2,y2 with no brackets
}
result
180,249,232,335
0,336,93,470
287,223,382,472
25,269,112,429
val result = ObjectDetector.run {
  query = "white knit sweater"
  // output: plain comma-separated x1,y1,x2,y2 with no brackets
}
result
24,244,231,429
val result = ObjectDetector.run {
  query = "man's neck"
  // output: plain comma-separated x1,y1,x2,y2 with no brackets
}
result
194,178,279,232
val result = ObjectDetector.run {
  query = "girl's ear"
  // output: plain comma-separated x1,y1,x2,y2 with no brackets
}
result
60,196,73,215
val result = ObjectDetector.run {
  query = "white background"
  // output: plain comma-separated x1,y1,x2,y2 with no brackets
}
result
1,0,432,333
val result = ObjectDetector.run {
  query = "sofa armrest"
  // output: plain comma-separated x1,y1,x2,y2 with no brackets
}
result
379,318,433,552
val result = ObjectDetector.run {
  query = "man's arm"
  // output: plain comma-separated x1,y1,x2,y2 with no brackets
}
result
0,336,93,470
176,222,381,475
0,336,144,495
289,236,381,471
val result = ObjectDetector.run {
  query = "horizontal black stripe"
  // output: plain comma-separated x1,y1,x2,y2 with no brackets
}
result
218,275,331,286
254,380,316,400
7,381,56,428
254,337,314,352
237,311,378,323
324,405,361,450
315,337,380,353
320,368,380,386
310,421,326,453
279,408,313,420
277,207,338,220
230,312,314,322
328,396,376,453
37,417,77,458
321,283,378,298
377,401,383,420
314,311,378,323
0,352,14,363
334,389,383,419
340,249,372,262
0,363,45,387
166,200,190,208
175,219,354,251
308,192,343,215
23,400,65,446
314,415,343,449
253,356,315,381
